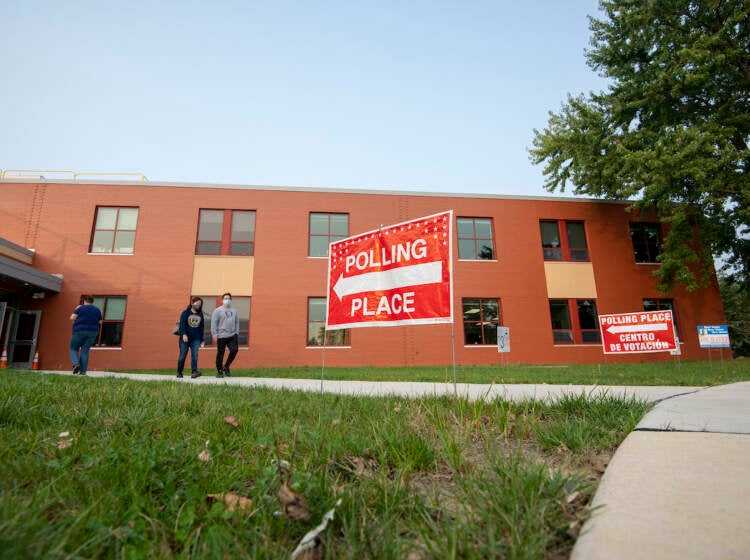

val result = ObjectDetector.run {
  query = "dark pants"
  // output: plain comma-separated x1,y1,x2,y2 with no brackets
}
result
215,334,238,371
69,330,98,373
177,337,201,374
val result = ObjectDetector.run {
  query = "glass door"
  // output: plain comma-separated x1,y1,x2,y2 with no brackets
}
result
8,310,41,368
0,302,7,352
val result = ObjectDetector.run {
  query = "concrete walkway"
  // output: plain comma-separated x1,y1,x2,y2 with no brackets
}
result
41,371,750,558
571,381,750,560
43,369,698,403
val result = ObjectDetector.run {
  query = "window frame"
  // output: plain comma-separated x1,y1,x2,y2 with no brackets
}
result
197,295,251,346
306,297,350,347
308,212,349,257
195,209,256,256
90,295,127,347
457,217,496,260
549,298,601,345
643,298,678,336
630,222,662,264
89,206,139,254
462,297,501,345
540,220,589,262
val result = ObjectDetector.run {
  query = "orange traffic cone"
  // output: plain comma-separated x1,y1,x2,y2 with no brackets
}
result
0,348,7,369
32,351,39,370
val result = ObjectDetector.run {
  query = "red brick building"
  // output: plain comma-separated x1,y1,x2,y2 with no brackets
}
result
0,177,726,370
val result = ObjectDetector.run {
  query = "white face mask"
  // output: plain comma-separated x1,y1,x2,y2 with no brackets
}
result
223,299,231,307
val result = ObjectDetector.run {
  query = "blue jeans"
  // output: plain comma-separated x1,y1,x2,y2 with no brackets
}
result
69,330,98,373
177,337,201,374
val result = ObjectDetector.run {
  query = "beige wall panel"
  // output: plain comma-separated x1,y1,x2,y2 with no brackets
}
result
0,245,33,264
191,256,254,296
544,262,598,299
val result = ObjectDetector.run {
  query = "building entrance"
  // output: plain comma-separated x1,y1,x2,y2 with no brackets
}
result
3,307,41,368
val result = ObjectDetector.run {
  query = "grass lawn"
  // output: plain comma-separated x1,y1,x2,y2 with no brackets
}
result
0,370,653,559
122,357,750,387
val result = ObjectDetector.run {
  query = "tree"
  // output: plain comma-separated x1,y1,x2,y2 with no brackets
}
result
530,0,749,291
718,272,750,356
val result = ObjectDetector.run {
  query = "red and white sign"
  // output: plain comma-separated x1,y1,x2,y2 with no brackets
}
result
326,211,453,329
599,310,678,354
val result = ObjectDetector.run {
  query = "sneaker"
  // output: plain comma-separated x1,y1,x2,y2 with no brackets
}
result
176,373,183,378
79,372,87,376
216,368,224,378
72,365,80,375
190,370,202,379
223,366,231,377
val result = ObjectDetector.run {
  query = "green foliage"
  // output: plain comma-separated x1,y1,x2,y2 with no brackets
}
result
537,393,649,453
530,0,750,291
719,272,750,356
0,372,651,559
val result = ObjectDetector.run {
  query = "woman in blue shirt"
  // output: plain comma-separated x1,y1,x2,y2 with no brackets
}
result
69,295,102,375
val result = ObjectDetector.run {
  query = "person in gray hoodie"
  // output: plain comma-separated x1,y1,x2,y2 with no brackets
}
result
211,292,239,377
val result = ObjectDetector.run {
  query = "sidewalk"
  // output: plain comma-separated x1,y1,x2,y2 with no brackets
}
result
41,371,750,558
571,381,750,560
44,369,698,403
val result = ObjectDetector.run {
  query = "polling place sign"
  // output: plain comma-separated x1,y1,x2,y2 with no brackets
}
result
599,310,677,354
326,211,453,329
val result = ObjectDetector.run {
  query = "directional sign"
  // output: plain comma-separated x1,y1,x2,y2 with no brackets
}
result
326,211,453,329
697,325,730,348
599,310,678,354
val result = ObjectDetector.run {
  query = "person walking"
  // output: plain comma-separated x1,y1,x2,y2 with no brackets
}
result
69,295,102,376
177,296,205,379
211,292,239,378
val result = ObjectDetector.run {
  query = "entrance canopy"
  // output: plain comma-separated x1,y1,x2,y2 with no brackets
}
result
0,238,62,295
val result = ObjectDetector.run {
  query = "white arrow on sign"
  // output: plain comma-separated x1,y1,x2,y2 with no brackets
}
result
606,323,669,334
333,261,442,300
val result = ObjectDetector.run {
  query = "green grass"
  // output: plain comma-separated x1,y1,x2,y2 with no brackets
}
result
122,357,750,386
0,371,652,559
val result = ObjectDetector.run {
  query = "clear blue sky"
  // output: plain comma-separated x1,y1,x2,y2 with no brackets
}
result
1,1,609,196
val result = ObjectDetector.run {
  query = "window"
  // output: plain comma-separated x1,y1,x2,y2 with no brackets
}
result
91,296,127,346
90,207,138,253
457,217,495,260
307,298,350,346
630,222,661,263
196,209,256,255
643,298,678,336
309,213,349,257
462,298,500,345
549,299,600,344
199,296,251,345
540,220,589,261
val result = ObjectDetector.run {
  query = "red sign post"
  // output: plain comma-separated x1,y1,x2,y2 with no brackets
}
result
599,310,678,354
326,211,453,330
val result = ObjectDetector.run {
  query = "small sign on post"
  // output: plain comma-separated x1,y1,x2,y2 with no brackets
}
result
497,326,510,353
697,325,730,348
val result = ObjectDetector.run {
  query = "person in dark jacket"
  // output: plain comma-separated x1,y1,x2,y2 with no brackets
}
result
177,297,205,379
69,295,102,376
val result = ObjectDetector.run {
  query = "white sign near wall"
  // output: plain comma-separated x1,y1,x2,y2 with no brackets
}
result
497,327,510,353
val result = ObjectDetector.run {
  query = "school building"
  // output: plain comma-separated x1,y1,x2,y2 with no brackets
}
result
0,173,726,371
